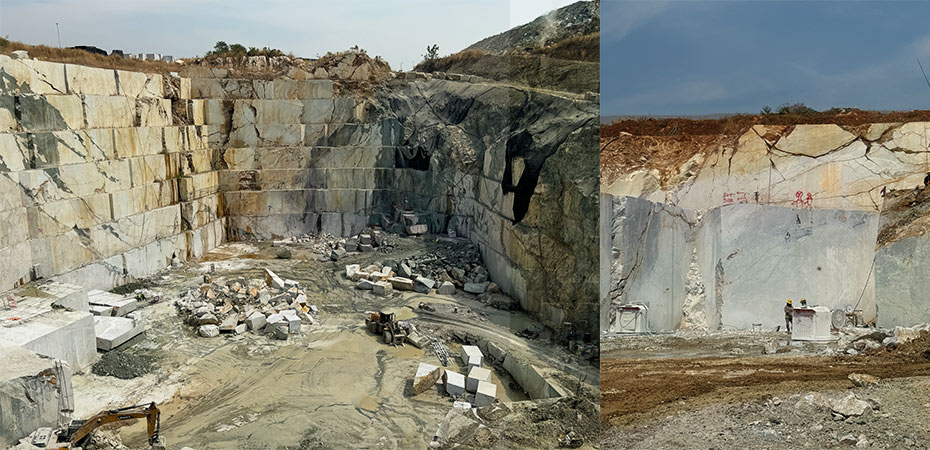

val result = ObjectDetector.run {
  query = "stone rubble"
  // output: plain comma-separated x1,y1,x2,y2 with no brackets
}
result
175,269,317,340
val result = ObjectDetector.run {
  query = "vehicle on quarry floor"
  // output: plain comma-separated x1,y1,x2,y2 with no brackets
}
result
558,430,584,448
365,311,409,346
53,402,164,449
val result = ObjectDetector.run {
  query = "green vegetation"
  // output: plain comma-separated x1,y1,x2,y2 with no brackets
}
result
207,41,285,58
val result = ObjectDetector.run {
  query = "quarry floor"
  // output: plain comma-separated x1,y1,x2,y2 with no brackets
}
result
600,332,930,449
68,237,598,449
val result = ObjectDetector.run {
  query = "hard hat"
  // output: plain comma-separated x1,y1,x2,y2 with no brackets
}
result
786,299,792,304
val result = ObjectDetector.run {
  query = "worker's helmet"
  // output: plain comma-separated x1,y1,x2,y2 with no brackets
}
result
786,298,792,305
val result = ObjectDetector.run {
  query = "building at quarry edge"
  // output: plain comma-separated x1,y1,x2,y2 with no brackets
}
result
600,122,930,332
0,54,599,337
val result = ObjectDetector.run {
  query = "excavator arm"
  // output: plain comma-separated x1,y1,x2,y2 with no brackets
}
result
63,402,160,446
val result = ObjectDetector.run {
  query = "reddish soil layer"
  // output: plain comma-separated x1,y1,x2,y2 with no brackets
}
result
602,110,930,137
601,332,930,427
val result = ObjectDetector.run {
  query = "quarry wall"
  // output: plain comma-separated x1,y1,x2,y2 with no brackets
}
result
0,55,223,292
1,56,598,335
602,123,930,332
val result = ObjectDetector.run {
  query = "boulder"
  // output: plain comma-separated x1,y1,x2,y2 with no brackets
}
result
794,392,832,415
412,362,443,395
415,276,435,293
848,373,880,387
271,324,289,340
330,248,346,261
832,394,873,417
198,325,220,338
437,282,456,295
197,313,219,325
398,263,413,278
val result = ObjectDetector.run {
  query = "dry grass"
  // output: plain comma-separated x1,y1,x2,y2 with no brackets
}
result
0,38,179,74
414,49,488,73
530,32,599,62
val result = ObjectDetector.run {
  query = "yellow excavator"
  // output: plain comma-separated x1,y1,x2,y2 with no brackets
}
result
52,402,162,449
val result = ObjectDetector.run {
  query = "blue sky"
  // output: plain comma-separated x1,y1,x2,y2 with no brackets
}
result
0,0,574,71
602,0,930,116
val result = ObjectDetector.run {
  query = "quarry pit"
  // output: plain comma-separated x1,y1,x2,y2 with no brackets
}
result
0,12,600,445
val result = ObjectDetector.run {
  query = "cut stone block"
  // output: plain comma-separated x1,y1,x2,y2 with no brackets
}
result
359,243,374,252
474,380,497,407
89,304,113,316
218,314,238,332
43,282,89,311
407,224,428,235
233,323,248,335
402,214,418,226
345,264,361,280
412,362,442,395
0,344,73,448
373,281,393,296
265,268,286,290
388,277,415,291
460,345,483,369
397,263,413,278
370,268,393,281
0,298,97,371
87,290,138,317
94,315,144,350
282,311,301,333
464,283,488,295
445,371,466,397
357,279,375,290
466,366,492,393
245,312,266,330
265,313,286,330
437,282,456,295
487,341,506,362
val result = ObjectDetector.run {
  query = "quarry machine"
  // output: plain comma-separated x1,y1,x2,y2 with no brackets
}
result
365,311,408,346
54,402,163,449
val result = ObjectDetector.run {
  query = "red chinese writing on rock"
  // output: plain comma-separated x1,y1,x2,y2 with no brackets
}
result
791,191,813,208
722,191,750,205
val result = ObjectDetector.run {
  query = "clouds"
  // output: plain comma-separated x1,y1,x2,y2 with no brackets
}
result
601,1,930,115
0,0,568,71
601,0,669,44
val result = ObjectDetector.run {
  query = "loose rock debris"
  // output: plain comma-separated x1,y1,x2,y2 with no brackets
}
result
174,268,316,340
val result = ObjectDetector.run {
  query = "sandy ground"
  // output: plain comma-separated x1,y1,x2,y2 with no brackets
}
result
68,236,597,449
600,332,930,449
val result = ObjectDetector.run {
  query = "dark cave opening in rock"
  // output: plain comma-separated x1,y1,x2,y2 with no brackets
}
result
395,146,431,171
